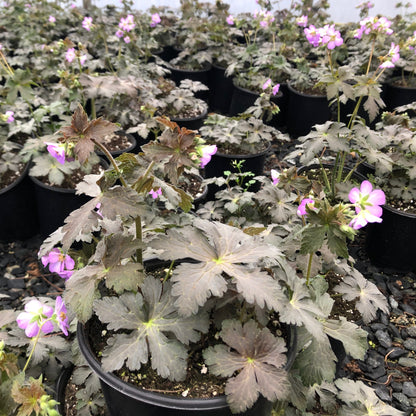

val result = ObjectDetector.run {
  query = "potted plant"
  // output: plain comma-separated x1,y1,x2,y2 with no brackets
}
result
34,104,304,416
0,110,40,241
199,112,283,194
20,130,109,238
358,106,416,271
154,78,209,130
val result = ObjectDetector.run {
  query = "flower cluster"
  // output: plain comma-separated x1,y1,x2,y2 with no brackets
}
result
354,16,393,39
82,16,93,31
304,24,343,49
253,9,275,28
41,248,75,279
116,14,135,43
16,296,69,338
262,78,280,95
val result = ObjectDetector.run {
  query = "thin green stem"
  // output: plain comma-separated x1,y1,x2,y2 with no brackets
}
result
91,138,128,187
305,253,313,286
135,216,143,265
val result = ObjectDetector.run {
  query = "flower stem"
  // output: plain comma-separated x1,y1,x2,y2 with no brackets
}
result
306,253,313,286
91,138,128,188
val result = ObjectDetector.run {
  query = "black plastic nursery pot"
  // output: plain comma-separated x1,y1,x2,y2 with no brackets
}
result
31,176,93,239
168,63,211,101
77,320,297,416
203,142,271,199
208,63,234,114
0,160,39,242
383,76,416,113
169,107,208,131
286,83,331,139
55,365,74,416
30,158,108,238
228,81,259,117
365,203,416,272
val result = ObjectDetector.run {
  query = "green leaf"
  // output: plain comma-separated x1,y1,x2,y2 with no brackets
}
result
300,225,326,255
64,265,106,322
61,198,100,252
203,320,289,414
105,263,145,293
152,218,283,316
94,278,208,379
333,268,389,324
335,378,405,416
323,318,367,360
293,327,337,386
99,187,144,220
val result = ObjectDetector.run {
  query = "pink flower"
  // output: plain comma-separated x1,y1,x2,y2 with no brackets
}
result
65,47,76,63
304,25,321,47
379,42,400,69
54,296,69,336
271,169,279,185
119,14,135,32
70,3,76,8
82,16,93,31
150,13,161,27
48,15,56,23
16,300,54,338
297,198,315,216
199,145,217,168
354,16,393,39
115,29,124,38
226,14,234,25
5,110,14,123
41,248,75,280
348,180,385,229
79,54,87,66
262,78,272,90
149,188,162,199
45,142,66,165
296,15,308,27
321,24,343,50
124,36,131,44
272,83,280,96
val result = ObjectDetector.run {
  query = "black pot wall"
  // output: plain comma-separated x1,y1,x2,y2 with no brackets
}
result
383,77,416,113
208,64,234,114
31,176,92,239
168,64,211,101
30,159,108,238
0,162,39,242
228,81,259,116
286,83,330,138
365,204,416,272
